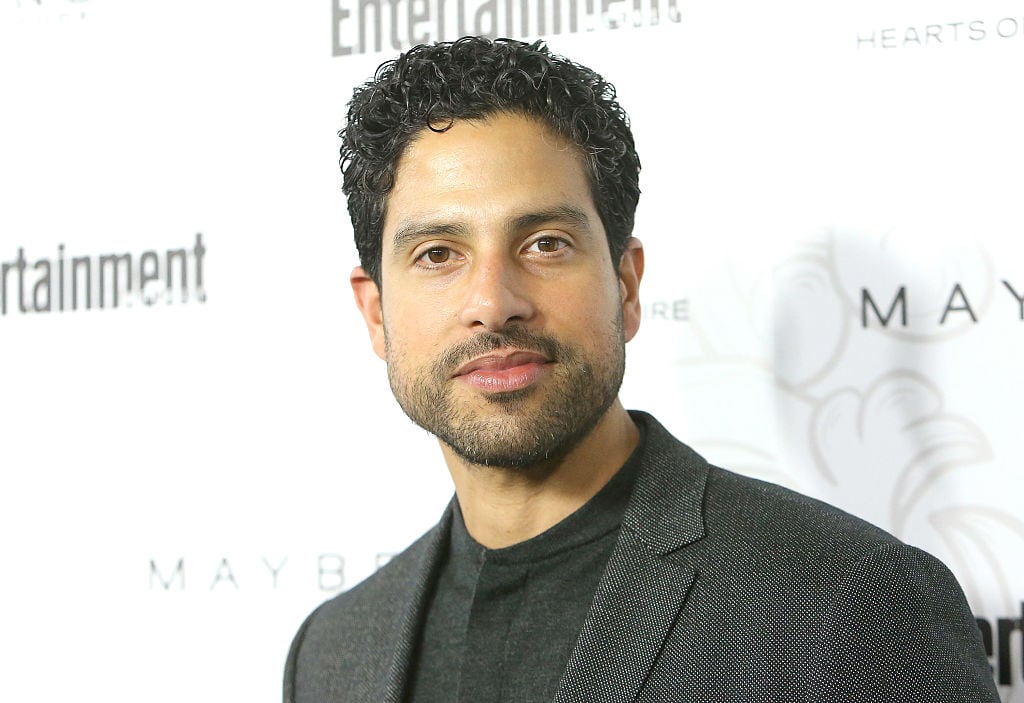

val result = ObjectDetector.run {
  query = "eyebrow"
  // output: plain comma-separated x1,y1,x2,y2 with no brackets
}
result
391,221,469,255
509,205,593,237
391,205,594,254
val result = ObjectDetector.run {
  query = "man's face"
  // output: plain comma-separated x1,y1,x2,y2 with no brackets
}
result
352,112,643,469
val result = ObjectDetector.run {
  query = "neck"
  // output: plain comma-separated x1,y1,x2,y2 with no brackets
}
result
441,401,639,549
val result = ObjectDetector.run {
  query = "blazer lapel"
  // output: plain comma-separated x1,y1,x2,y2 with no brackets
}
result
555,535,696,703
555,412,710,703
374,506,453,703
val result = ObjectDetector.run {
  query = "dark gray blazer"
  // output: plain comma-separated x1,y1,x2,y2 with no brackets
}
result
285,413,998,702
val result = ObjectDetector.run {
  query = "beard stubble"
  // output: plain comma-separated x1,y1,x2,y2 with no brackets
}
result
385,318,626,470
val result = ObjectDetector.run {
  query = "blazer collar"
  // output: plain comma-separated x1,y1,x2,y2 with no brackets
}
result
555,411,709,703
621,411,708,554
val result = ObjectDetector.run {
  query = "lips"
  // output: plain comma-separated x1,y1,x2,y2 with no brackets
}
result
454,350,551,377
453,350,553,393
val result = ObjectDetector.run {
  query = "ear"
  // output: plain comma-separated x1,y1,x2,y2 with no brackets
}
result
618,237,644,343
350,267,387,360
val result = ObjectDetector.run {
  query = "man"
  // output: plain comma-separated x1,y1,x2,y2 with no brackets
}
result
286,37,997,702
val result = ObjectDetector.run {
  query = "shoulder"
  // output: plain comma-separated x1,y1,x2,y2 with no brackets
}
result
679,445,949,597
632,410,902,570
704,464,899,560
632,414,996,698
696,464,977,614
632,411,966,617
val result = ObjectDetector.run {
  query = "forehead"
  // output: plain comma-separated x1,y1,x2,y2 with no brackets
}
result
401,111,584,171
381,113,598,247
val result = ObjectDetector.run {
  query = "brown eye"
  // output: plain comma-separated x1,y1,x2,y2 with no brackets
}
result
529,237,566,253
424,248,450,264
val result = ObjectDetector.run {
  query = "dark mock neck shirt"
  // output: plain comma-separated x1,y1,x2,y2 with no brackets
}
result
407,430,645,703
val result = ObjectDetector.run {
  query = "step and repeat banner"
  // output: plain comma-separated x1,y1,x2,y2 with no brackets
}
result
1,0,1021,700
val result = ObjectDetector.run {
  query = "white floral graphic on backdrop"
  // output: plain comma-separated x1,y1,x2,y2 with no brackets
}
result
668,226,1023,699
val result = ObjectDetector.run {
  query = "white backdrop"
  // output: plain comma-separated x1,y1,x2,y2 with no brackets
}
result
1,0,1021,700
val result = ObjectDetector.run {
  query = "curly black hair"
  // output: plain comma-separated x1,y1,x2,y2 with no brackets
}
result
341,36,641,286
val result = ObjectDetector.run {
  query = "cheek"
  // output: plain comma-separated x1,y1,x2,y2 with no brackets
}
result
382,300,452,360
579,280,623,323
552,304,618,350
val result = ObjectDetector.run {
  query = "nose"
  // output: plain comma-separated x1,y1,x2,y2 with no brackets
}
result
457,254,536,331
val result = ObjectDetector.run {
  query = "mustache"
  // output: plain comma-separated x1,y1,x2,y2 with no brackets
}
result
436,327,565,376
